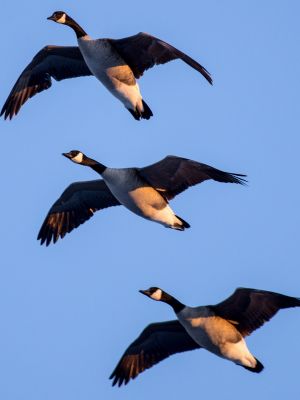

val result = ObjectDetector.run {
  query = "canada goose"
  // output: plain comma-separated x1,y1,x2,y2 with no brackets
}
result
37,151,246,246
110,287,300,386
1,11,212,121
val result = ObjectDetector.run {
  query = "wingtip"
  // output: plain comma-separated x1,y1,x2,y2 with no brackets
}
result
109,370,132,387
232,173,248,186
110,376,124,388
38,237,48,247
109,370,118,385
37,230,52,247
207,75,213,85
109,373,116,386
239,177,248,186
199,66,213,85
0,107,9,120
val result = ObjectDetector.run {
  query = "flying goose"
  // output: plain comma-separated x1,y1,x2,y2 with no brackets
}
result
1,11,212,121
37,151,246,246
110,287,300,386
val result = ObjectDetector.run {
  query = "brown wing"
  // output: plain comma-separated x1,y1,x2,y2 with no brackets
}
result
1,45,92,119
110,320,200,387
109,32,212,84
37,179,120,246
212,288,300,337
139,155,247,200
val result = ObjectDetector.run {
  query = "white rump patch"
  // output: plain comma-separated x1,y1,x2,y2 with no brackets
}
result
57,13,67,24
150,289,163,301
71,152,84,164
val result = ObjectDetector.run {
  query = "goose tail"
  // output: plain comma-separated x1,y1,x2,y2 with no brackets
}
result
141,100,153,120
127,100,153,121
242,358,264,373
172,215,191,231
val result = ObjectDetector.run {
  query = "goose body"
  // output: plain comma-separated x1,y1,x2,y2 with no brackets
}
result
1,11,212,120
100,167,181,228
77,36,144,114
110,287,300,386
37,151,246,246
177,306,256,368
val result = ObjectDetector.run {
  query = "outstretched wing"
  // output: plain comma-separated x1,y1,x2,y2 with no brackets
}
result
109,32,212,83
139,155,246,200
212,288,300,337
37,179,120,246
110,320,200,387
1,45,92,119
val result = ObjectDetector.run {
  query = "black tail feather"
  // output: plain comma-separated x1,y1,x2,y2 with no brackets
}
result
242,358,264,373
175,215,190,230
127,107,140,120
141,100,153,120
127,100,153,121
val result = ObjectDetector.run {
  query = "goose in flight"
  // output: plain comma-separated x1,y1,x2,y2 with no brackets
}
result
37,151,246,246
1,11,212,121
110,287,300,386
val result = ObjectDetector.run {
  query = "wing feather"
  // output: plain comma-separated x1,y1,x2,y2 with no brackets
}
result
109,32,212,83
139,155,246,200
37,179,120,246
212,288,300,337
1,45,92,119
110,320,200,387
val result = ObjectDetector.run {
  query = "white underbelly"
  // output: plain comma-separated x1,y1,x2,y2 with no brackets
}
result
219,340,256,367
111,80,142,107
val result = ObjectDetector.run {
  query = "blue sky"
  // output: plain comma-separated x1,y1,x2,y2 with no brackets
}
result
1,0,300,398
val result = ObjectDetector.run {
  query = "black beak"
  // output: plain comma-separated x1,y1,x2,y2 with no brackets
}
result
47,15,55,21
62,152,72,159
139,289,150,296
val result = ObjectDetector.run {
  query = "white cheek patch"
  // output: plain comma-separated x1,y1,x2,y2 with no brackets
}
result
57,14,66,23
150,289,162,301
71,152,83,163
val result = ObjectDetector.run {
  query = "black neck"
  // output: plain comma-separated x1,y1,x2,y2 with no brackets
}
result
84,158,106,174
162,293,185,313
66,17,87,38
90,163,106,175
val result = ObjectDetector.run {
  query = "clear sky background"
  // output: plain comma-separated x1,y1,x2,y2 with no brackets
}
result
1,0,300,398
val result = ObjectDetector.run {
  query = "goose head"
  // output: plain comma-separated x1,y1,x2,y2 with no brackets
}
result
47,11,69,24
63,150,90,165
139,286,171,303
140,287,185,313
63,150,107,174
